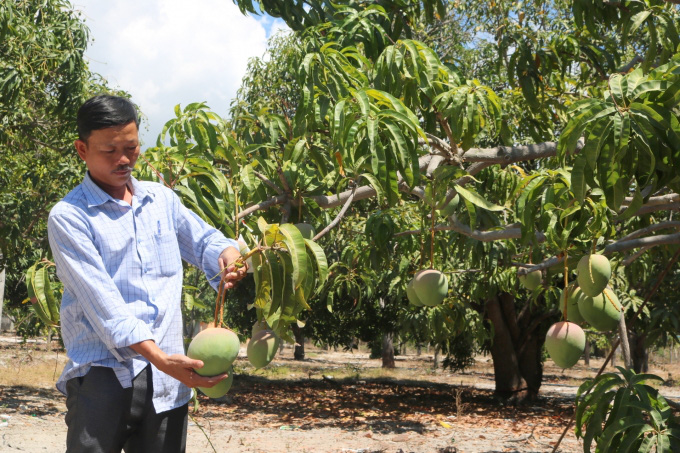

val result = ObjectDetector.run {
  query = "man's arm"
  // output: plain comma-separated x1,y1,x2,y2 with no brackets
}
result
48,213,154,361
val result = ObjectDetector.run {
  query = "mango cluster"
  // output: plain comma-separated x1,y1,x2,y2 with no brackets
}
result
187,327,240,398
544,254,623,369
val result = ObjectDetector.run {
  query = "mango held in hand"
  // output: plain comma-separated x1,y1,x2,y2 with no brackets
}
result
545,321,586,369
577,254,611,297
187,327,240,376
519,269,542,291
562,286,585,324
577,287,622,332
411,269,448,307
198,366,234,399
247,329,280,369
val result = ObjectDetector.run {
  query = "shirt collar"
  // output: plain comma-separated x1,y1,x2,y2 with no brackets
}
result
82,172,153,208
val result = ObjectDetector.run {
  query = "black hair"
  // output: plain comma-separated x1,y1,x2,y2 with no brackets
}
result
77,95,140,141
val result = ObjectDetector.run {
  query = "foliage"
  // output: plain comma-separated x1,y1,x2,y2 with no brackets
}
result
575,366,680,452
0,0,122,321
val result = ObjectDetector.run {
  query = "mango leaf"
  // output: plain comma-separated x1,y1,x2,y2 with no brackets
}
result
453,184,505,211
304,238,329,286
278,223,308,288
31,265,59,326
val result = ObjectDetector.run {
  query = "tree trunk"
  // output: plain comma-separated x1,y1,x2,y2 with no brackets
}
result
292,325,305,360
584,341,591,366
382,333,395,368
485,293,547,402
433,346,440,369
416,343,422,356
0,264,5,332
618,315,632,369
630,331,649,373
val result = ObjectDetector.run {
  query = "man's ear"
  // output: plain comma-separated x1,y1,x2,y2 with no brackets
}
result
74,139,87,161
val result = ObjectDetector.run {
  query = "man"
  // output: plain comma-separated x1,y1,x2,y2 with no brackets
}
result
47,95,247,452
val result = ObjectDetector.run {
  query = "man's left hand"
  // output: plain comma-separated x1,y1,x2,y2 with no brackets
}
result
218,246,248,290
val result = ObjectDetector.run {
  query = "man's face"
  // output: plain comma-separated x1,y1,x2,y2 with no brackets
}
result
75,121,140,197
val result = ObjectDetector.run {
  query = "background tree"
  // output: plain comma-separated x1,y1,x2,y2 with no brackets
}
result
0,0,124,334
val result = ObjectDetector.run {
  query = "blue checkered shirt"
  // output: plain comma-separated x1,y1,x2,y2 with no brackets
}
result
48,172,237,413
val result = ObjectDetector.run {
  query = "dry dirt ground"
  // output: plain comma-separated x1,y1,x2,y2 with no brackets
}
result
1,334,679,453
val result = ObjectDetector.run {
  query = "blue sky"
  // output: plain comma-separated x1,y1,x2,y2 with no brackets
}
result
72,0,287,146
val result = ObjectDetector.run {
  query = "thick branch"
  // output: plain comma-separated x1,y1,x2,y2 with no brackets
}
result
621,193,678,207
307,155,434,209
461,138,584,164
237,194,288,220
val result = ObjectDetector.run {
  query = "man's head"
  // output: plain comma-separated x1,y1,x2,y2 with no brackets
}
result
74,95,141,199
77,95,140,142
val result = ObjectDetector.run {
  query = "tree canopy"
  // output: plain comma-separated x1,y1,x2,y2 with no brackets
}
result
0,0,123,325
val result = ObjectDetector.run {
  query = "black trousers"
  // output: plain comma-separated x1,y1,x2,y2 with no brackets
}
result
65,365,188,453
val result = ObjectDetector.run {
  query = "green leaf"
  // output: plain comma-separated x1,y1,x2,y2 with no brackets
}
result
32,265,58,326
278,223,308,289
453,184,505,211
360,173,384,203
616,180,643,221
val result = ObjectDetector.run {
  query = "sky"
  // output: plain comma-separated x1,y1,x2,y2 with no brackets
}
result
72,0,287,146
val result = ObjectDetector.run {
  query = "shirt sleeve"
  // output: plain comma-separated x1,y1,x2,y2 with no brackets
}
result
48,212,154,362
171,191,239,290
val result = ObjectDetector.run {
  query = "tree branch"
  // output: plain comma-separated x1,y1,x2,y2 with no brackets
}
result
622,246,652,266
313,184,357,241
617,221,680,243
621,192,679,207
307,155,435,209
237,194,288,220
254,171,283,194
630,202,680,217
519,231,680,275
461,138,584,164
603,231,680,255
394,216,546,243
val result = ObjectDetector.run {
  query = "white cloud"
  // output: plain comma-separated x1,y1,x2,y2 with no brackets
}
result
73,0,278,146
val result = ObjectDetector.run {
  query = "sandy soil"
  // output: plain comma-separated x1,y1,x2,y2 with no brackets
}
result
1,335,679,453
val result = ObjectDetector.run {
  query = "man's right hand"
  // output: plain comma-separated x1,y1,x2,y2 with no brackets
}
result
131,340,229,388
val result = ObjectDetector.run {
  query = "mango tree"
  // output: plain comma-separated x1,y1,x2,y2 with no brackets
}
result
1,0,125,336
219,0,680,402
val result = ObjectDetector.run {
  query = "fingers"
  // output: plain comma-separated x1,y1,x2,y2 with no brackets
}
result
187,369,230,388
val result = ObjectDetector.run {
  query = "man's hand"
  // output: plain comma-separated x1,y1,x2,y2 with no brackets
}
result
157,354,230,389
218,246,248,290
131,340,229,388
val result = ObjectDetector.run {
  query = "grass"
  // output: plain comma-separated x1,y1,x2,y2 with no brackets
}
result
0,343,66,388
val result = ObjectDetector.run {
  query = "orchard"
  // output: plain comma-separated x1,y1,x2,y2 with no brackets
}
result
4,0,680,451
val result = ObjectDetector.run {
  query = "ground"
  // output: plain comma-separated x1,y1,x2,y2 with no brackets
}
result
1,334,679,453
